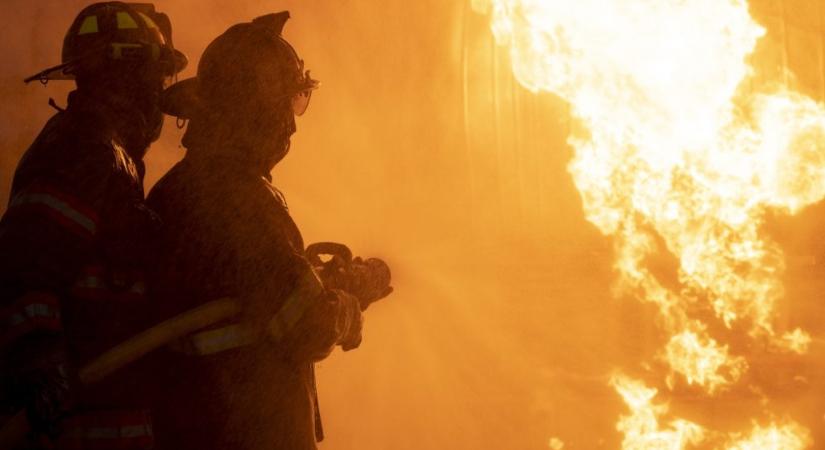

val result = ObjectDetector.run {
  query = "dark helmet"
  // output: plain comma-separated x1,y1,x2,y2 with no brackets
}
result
161,11,318,120
24,2,187,83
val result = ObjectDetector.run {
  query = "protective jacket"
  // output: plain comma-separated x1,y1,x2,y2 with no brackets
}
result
146,147,362,450
0,90,158,449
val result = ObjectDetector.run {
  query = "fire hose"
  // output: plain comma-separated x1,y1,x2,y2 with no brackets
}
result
0,242,390,448
0,298,240,449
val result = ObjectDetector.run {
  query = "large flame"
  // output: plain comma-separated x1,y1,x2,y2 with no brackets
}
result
473,0,825,447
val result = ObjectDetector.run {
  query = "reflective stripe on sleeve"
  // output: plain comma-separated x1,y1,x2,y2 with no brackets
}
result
71,265,108,300
8,183,99,237
180,323,257,356
72,266,147,302
269,269,326,340
1,292,62,347
172,269,327,357
172,270,324,356
57,409,153,450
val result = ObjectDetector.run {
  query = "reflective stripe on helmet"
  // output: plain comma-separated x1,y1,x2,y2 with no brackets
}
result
136,12,159,30
116,11,139,30
27,3,187,83
77,15,99,35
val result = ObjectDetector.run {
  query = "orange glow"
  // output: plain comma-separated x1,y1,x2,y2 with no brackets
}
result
476,0,825,447
724,421,812,450
2,0,825,448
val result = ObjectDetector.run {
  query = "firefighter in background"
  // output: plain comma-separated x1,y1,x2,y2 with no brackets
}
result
0,2,186,448
148,12,392,450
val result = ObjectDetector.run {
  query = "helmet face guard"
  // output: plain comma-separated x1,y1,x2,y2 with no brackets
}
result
24,2,187,84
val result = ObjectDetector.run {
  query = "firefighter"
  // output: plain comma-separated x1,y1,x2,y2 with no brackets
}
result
0,2,186,448
147,12,392,450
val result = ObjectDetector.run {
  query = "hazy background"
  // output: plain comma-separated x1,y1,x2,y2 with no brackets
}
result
1,1,824,448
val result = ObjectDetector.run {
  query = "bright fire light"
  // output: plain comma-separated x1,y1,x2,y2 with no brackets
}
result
473,0,825,447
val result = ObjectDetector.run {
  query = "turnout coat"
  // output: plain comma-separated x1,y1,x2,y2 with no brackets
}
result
146,146,361,450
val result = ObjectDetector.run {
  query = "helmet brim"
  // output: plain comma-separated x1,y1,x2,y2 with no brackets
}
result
24,47,188,84
169,48,189,75
24,61,77,83
160,77,200,119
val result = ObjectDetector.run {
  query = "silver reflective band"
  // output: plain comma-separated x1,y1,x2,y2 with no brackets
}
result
121,424,153,438
74,276,105,290
187,324,256,355
5,303,59,327
10,192,97,234
129,281,147,295
63,424,152,439
269,269,324,340
24,303,55,318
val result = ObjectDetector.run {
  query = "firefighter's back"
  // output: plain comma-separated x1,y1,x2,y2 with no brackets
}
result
147,156,319,450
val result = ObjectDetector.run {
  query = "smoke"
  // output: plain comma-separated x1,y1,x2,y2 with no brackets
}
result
1,1,823,449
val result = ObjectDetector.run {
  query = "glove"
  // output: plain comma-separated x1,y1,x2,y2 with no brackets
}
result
337,291,363,352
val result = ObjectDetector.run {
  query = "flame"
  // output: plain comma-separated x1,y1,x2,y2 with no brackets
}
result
611,374,706,449
611,373,812,450
662,328,747,394
724,420,812,450
473,0,825,447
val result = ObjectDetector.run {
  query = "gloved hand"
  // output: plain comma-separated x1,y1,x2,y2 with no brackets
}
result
337,291,363,352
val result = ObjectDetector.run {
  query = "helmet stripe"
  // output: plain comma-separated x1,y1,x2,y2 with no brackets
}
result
137,12,159,29
116,11,139,29
77,15,98,35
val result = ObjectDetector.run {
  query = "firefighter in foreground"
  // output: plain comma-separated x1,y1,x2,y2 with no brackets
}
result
147,11,393,450
0,2,186,448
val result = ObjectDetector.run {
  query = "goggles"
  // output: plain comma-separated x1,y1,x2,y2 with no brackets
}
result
278,68,319,116
290,89,312,116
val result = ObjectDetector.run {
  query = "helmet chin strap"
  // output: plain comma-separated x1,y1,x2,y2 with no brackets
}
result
80,80,162,160
119,110,162,161
262,135,291,174
179,96,297,177
257,109,296,173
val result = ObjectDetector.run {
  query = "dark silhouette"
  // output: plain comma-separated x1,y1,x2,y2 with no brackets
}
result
0,2,186,448
146,11,392,450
